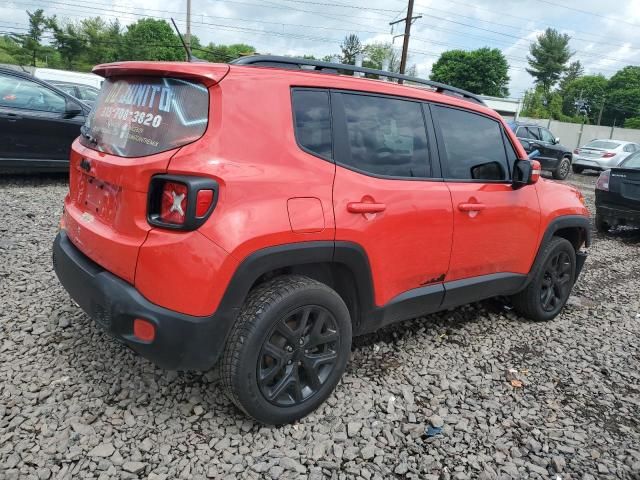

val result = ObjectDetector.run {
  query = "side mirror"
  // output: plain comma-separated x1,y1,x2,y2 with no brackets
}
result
554,137,560,145
64,99,83,119
512,159,541,189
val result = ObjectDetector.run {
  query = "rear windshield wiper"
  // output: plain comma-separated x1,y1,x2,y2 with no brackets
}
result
80,125,98,145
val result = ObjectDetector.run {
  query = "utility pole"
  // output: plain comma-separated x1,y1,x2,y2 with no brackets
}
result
185,0,191,61
597,98,604,126
389,0,421,83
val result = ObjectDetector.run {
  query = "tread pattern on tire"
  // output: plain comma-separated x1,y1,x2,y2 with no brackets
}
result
220,274,339,418
511,236,574,321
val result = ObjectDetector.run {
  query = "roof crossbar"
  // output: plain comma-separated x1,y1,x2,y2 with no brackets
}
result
231,55,485,106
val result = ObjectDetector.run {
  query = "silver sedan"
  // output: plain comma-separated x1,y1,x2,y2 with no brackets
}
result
572,139,640,174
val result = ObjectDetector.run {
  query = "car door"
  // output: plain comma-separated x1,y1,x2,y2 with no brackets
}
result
431,105,540,297
0,73,84,162
0,72,26,160
330,91,453,310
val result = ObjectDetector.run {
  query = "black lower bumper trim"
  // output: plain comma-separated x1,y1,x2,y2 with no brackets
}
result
596,204,640,228
52,231,234,370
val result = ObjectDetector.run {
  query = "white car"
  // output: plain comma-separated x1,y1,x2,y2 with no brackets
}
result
572,139,640,174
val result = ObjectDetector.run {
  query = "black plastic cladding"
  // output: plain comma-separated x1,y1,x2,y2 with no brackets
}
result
147,175,219,231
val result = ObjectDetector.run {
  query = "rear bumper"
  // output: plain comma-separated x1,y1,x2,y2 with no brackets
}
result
596,204,640,228
52,231,233,370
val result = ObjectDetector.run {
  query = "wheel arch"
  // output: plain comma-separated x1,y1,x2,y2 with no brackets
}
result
216,241,375,332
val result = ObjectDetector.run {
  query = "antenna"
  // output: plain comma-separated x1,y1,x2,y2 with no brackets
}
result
171,17,206,63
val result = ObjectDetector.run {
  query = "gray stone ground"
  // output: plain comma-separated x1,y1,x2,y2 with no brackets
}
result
0,172,639,480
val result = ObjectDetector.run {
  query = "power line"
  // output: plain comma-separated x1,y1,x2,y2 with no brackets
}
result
533,0,640,28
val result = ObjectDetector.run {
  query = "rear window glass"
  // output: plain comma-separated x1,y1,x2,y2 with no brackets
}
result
585,140,619,150
80,76,208,157
621,151,640,169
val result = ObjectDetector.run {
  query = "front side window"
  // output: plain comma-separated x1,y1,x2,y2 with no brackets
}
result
339,93,430,178
434,105,509,181
80,76,208,158
292,89,332,159
0,73,65,113
540,128,555,143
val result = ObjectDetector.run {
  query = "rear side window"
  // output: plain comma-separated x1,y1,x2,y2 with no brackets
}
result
339,93,430,178
434,106,509,181
527,127,541,140
80,76,208,157
292,89,332,159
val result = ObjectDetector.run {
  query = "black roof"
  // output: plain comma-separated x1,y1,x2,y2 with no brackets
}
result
231,55,486,106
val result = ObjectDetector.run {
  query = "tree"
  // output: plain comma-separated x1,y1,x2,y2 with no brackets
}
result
527,28,573,93
198,42,255,62
559,60,584,92
602,66,640,126
47,17,87,70
119,18,183,61
363,42,400,72
340,34,363,65
561,75,607,124
429,48,510,97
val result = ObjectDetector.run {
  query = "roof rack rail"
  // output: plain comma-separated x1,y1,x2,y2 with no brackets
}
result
231,55,485,106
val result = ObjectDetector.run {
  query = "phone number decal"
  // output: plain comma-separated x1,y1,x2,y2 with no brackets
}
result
98,107,162,128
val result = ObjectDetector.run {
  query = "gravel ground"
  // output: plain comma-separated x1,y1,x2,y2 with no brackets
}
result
1,173,639,480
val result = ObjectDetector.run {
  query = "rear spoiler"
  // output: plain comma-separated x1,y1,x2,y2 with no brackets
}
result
92,62,230,87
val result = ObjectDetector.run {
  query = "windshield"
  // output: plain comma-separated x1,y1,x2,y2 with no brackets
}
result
584,140,619,150
79,76,208,157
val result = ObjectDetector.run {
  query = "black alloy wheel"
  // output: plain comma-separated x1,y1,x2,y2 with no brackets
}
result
258,305,339,407
539,250,573,312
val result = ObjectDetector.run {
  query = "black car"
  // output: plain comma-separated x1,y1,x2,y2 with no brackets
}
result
595,151,640,232
0,67,91,172
49,81,100,106
508,121,573,180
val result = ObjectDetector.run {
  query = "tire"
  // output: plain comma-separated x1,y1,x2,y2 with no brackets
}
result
572,164,584,174
553,157,571,180
220,275,352,425
595,212,610,233
511,237,576,322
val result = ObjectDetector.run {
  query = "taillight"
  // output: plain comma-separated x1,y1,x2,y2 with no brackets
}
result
160,181,188,225
148,175,218,230
596,170,610,191
573,148,580,154
602,152,616,158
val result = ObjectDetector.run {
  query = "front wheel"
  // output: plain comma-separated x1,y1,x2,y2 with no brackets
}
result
553,157,571,180
511,237,576,321
221,275,352,425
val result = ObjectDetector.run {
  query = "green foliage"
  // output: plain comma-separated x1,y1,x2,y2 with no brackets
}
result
429,47,510,97
561,75,607,123
559,60,584,92
119,18,183,61
198,43,255,63
624,117,640,129
527,28,573,93
521,86,581,122
602,66,640,125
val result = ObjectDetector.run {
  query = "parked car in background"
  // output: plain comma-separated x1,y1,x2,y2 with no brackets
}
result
0,67,91,172
595,151,640,232
49,81,100,106
508,121,573,180
572,139,640,174
53,56,590,425
33,67,103,90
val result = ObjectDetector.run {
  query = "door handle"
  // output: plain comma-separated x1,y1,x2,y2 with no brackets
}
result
347,202,386,214
0,113,21,122
458,203,486,212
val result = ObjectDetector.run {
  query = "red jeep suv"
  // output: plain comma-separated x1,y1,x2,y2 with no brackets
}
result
53,56,590,424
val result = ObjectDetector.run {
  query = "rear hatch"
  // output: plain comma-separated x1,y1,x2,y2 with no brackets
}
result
63,62,228,283
608,167,640,210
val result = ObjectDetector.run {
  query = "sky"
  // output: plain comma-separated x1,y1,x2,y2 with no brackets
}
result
1,0,640,98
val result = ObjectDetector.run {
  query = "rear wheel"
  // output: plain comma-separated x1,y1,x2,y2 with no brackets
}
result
553,157,571,180
511,237,576,322
221,275,352,425
572,164,584,174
